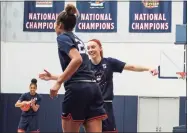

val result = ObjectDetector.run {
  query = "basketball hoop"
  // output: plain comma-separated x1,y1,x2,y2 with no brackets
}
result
176,72,187,80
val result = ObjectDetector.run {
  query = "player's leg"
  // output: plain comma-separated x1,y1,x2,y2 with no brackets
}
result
83,119,103,132
28,115,40,132
17,116,28,133
17,129,25,133
61,82,88,132
62,118,82,132
102,102,118,132
84,82,108,132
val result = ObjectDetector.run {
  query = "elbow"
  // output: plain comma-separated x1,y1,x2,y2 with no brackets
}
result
34,107,39,112
15,103,18,107
32,106,39,112
75,56,83,66
78,57,83,65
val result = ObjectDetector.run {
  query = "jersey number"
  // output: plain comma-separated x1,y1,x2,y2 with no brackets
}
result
75,38,86,54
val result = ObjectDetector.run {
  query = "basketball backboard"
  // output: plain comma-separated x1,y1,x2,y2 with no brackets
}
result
158,24,187,79
158,47,185,79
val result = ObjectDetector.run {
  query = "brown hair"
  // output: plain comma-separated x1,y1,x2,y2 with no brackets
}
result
88,39,103,57
56,4,77,31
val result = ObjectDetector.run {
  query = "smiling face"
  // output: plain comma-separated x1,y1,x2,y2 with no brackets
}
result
29,84,37,95
87,41,102,59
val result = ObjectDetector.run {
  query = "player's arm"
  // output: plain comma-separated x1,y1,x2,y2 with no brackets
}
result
31,96,42,112
57,48,82,84
109,57,157,75
15,94,27,107
51,75,59,80
39,69,59,81
124,64,150,72
31,103,39,112
44,48,82,82
56,36,82,84
108,57,150,72
15,100,25,107
46,73,59,80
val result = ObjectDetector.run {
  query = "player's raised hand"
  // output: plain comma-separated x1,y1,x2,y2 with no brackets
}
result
39,69,52,81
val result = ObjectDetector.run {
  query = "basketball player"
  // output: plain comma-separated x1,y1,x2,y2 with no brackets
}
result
39,4,107,132
87,39,158,132
15,78,42,132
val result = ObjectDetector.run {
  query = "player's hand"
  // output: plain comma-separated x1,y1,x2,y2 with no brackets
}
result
50,82,61,99
39,69,52,81
149,69,158,76
21,101,27,106
26,101,32,105
21,101,31,107
30,99,36,106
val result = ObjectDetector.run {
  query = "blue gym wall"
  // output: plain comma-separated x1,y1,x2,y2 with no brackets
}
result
0,94,186,132
179,96,187,126
0,94,138,132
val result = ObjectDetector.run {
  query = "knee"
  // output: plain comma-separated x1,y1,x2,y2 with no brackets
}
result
17,129,25,133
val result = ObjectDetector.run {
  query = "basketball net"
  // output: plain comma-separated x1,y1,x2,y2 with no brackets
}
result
176,72,187,80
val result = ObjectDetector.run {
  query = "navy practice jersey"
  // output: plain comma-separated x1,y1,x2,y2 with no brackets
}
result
57,32,96,85
89,57,125,100
19,92,42,116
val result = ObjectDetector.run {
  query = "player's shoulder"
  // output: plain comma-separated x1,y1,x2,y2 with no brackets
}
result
103,57,115,62
20,92,29,98
106,57,120,62
105,57,123,65
23,92,29,96
106,57,116,60
56,33,72,43
89,58,109,65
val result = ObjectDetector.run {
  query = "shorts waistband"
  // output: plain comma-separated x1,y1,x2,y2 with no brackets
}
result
69,80,96,83
104,100,113,102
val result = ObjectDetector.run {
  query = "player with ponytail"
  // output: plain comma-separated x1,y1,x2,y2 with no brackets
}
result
39,4,107,132
87,39,158,132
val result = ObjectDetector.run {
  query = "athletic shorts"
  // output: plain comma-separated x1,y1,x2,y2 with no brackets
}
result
18,115,39,132
62,82,107,123
102,102,117,132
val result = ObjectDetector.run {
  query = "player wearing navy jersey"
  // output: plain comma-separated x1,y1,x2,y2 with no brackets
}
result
15,78,42,132
87,39,158,132
39,4,107,132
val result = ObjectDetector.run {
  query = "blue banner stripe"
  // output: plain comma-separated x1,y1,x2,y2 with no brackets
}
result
129,1,172,33
75,1,117,33
23,1,64,32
